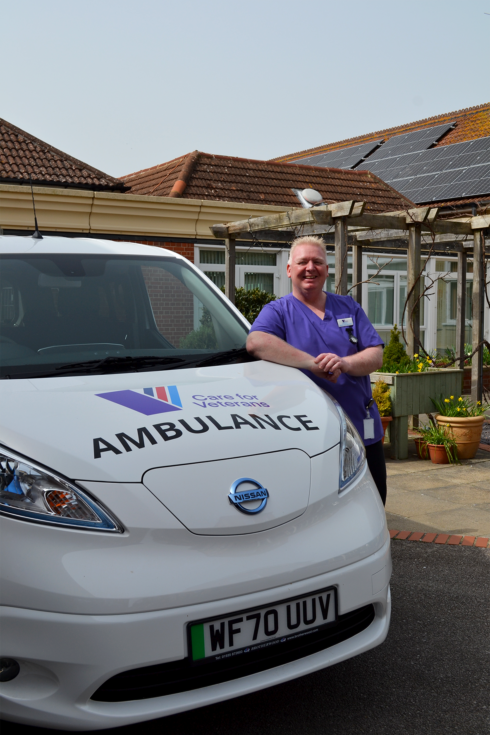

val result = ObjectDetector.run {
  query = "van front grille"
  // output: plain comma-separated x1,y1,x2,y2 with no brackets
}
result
92,604,375,702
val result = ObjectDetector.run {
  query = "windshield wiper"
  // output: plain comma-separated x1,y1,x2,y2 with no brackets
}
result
194,347,255,368
54,355,187,376
1,348,255,380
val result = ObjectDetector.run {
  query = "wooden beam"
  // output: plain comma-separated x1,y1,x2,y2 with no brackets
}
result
331,200,355,218
220,209,313,236
406,207,432,223
406,224,422,357
455,251,467,370
351,243,363,305
310,206,333,225
348,213,408,231
236,230,295,243
213,203,476,242
423,219,473,236
471,230,485,403
471,214,490,229
335,219,348,296
224,236,236,304
351,201,366,217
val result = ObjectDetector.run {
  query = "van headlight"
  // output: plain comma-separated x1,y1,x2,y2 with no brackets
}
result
0,447,122,532
333,402,366,491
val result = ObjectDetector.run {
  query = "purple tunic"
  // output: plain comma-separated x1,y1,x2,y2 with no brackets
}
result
249,292,384,445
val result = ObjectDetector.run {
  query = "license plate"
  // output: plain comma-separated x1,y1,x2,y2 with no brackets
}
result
188,587,337,664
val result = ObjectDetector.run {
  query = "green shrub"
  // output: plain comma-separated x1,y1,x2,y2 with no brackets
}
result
372,380,392,417
179,308,217,349
222,287,276,324
382,325,409,371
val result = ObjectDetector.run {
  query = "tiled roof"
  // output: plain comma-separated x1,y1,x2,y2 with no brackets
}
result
122,151,414,213
0,118,125,191
273,102,490,163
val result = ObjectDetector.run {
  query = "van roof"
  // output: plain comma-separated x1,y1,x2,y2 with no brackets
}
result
0,235,185,259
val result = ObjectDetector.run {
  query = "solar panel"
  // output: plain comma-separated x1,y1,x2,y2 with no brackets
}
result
363,130,490,203
294,140,383,169
293,121,490,203
365,123,455,163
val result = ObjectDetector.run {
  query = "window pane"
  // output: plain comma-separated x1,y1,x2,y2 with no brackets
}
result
236,252,276,266
200,250,225,265
326,274,352,293
367,257,407,272
244,272,274,293
204,271,225,289
399,277,425,326
368,275,394,326
436,279,473,352
200,250,277,266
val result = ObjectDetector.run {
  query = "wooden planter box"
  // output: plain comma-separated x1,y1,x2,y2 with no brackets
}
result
371,368,463,459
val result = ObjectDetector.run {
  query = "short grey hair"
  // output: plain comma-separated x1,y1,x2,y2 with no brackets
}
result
288,236,327,265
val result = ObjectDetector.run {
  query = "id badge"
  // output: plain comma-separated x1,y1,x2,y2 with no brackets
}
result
363,418,375,440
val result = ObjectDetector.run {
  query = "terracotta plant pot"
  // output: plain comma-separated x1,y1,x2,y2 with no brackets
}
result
414,437,429,459
435,415,485,460
380,416,392,444
428,443,450,464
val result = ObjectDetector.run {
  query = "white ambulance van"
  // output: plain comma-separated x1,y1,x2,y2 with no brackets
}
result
0,236,391,730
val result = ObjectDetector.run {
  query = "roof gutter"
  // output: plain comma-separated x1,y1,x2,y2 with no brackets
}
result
168,151,200,198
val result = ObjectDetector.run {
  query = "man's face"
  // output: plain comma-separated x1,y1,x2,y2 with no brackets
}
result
287,243,328,294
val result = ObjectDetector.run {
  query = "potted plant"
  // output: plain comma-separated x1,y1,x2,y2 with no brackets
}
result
431,395,486,460
372,379,392,443
414,435,429,460
418,422,459,465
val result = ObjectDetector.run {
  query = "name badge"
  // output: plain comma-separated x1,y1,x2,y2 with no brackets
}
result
337,317,353,327
363,418,375,440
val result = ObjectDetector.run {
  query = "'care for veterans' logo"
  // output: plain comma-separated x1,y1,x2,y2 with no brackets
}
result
96,386,183,416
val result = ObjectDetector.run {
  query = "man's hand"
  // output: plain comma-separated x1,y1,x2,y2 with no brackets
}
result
314,352,346,380
315,345,383,378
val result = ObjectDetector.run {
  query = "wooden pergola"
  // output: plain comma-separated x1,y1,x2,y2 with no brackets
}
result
211,203,490,403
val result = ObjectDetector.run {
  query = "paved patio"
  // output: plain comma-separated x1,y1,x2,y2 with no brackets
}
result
384,434,490,537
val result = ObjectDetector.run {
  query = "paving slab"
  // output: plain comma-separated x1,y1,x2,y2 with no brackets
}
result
384,439,490,536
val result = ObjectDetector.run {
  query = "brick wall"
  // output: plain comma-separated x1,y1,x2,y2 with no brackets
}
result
462,366,490,394
131,240,195,263
141,265,194,347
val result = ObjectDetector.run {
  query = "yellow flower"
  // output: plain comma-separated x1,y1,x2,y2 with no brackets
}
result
477,401,481,405
450,396,454,400
457,407,460,411
444,399,449,403
414,354,418,358
458,397,463,402
396,371,399,374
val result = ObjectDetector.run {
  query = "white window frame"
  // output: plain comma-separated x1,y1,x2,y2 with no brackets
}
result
194,244,290,297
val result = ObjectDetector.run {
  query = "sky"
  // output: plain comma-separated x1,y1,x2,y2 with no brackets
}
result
2,0,490,178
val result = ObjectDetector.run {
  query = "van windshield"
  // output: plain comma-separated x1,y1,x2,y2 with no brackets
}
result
0,254,253,379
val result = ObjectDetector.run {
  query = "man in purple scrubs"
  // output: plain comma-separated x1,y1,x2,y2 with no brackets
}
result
246,235,387,505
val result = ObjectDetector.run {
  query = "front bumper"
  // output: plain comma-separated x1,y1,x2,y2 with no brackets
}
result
0,537,391,731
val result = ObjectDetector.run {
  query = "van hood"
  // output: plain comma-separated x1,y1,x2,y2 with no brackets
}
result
0,361,340,482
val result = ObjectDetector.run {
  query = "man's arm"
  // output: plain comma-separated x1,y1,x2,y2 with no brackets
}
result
246,331,337,381
247,331,383,381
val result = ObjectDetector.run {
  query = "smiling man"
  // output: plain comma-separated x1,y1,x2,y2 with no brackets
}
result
246,236,387,505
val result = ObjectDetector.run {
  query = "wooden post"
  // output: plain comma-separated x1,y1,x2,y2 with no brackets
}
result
224,236,236,304
335,218,348,296
455,250,467,370
352,244,363,306
471,230,484,403
406,224,422,357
